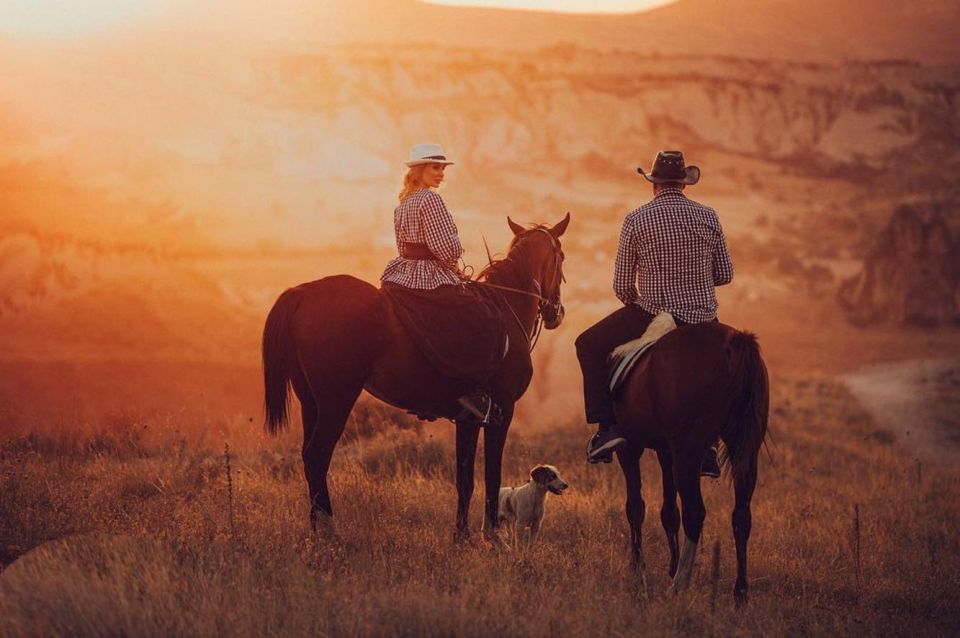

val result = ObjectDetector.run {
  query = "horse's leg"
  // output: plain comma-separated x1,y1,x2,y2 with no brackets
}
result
455,420,481,543
668,446,707,594
294,383,321,528
732,455,759,604
481,404,513,544
617,444,648,594
656,449,681,578
298,375,363,531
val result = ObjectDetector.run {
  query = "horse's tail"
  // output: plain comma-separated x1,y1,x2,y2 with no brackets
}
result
262,286,303,435
721,331,769,481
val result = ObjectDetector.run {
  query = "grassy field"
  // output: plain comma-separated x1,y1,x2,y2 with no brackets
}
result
1,374,958,637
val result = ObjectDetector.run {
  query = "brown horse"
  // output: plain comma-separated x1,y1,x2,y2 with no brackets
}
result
261,214,569,541
613,322,768,602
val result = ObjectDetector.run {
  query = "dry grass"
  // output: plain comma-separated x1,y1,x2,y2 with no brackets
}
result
1,376,958,637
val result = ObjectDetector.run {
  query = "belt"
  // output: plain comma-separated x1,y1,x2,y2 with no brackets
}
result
401,242,436,260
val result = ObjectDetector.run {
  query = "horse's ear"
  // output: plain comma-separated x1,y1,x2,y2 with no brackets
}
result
550,212,571,238
507,216,525,236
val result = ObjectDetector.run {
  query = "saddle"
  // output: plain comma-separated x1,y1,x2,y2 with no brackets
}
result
381,282,508,381
607,312,677,394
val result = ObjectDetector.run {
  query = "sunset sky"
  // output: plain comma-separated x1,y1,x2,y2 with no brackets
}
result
424,0,677,12
0,1,166,36
0,0,678,38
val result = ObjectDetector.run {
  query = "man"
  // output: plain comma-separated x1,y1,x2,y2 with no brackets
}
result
575,150,734,473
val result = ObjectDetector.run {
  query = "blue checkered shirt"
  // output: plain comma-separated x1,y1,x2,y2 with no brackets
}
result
381,190,464,290
613,187,734,323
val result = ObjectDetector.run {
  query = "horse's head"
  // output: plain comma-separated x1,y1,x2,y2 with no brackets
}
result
507,212,570,330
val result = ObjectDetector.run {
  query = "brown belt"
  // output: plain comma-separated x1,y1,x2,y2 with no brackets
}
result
401,242,436,260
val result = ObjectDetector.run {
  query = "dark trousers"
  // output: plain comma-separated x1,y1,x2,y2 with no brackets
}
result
575,305,656,425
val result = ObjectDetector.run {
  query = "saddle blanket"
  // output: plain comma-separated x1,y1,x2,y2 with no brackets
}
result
607,312,677,394
381,281,507,381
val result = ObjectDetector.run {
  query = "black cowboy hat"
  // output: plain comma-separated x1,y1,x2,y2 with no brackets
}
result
637,150,700,185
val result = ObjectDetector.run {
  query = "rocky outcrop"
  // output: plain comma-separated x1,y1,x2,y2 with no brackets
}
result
838,204,960,326
261,49,960,190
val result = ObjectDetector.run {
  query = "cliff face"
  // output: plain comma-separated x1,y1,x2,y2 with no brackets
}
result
839,204,960,326
6,42,958,247
260,49,960,192
2,38,960,361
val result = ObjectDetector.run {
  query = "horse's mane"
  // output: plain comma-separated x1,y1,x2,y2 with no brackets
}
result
476,224,549,285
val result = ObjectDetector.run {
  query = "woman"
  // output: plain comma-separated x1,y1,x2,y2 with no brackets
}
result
380,143,503,426
381,143,463,290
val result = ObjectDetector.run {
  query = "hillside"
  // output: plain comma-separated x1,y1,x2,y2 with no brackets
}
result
839,203,960,327
156,0,960,64
1,376,959,634
1,41,958,371
3,41,957,246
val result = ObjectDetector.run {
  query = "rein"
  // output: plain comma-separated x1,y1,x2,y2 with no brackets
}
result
465,279,541,352
468,280,548,304
465,228,563,353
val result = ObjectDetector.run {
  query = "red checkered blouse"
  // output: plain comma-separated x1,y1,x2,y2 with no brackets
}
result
614,186,734,323
381,189,464,290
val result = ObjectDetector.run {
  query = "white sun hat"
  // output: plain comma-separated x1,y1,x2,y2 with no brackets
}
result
405,143,455,167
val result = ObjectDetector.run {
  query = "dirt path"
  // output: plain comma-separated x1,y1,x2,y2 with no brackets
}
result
843,358,960,463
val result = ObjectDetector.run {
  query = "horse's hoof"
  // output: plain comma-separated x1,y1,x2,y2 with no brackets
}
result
483,529,509,550
633,568,649,600
454,530,471,545
309,521,341,546
734,587,749,606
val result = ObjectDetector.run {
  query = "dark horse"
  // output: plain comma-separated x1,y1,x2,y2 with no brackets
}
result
613,322,768,602
261,214,569,541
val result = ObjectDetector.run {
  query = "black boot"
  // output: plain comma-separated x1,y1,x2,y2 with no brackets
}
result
456,389,502,428
587,423,627,464
700,445,721,478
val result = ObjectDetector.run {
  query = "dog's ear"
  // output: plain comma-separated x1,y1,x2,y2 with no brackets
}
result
531,465,551,484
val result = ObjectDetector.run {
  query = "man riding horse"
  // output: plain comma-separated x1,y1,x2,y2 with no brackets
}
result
577,150,734,474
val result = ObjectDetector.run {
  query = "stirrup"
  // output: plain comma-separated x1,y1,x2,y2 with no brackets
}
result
587,450,615,464
700,446,721,479
456,394,502,428
586,426,627,463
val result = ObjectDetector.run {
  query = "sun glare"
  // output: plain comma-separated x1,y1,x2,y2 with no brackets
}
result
0,0,163,37
421,0,679,13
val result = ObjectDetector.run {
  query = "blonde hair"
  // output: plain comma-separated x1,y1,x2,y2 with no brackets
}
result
398,165,428,203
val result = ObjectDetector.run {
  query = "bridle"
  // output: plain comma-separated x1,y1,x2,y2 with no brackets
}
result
468,228,565,353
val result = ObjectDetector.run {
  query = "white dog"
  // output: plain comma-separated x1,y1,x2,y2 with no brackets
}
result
497,464,568,546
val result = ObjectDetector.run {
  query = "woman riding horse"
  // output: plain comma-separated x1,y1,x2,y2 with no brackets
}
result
379,143,502,427
261,142,570,540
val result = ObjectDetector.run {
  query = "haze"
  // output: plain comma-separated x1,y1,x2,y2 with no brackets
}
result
0,0,958,428
422,0,679,13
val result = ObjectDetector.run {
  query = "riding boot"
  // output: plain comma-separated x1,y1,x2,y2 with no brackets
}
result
700,445,721,478
587,422,627,464
456,388,503,428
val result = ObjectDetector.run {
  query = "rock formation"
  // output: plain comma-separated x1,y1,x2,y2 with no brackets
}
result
838,203,960,326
